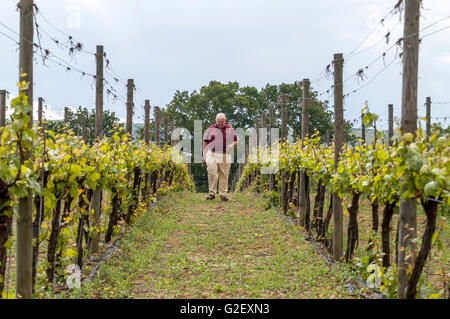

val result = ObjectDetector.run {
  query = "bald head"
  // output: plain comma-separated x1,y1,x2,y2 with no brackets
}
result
216,113,226,128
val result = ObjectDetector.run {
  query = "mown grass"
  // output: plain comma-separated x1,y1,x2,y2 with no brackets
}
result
351,196,449,297
3,190,122,299
288,188,449,298
77,191,361,299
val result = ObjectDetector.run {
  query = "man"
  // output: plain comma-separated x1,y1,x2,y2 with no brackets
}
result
202,113,238,201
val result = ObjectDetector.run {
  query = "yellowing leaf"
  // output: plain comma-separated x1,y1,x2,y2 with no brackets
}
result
65,248,77,258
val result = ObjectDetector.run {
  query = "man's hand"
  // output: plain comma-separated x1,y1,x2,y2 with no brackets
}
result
226,142,238,153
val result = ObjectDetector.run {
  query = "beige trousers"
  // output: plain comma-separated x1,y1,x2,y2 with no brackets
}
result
206,151,232,197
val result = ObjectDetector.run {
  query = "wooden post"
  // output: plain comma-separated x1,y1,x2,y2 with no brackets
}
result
299,79,310,228
95,45,104,138
398,0,420,299
144,100,150,145
268,104,275,191
373,119,378,146
154,106,160,146
0,90,6,127
301,79,310,147
169,122,174,145
126,79,134,139
280,94,288,144
17,0,34,299
280,93,288,214
259,112,267,189
82,113,86,142
372,115,379,235
333,53,344,261
255,117,260,160
388,104,394,146
164,115,168,145
33,94,45,292
255,117,260,143
237,163,242,182
64,107,69,124
261,112,266,129
245,143,249,187
38,97,43,127
426,97,431,140
260,112,266,149
325,129,330,145
268,103,274,144
361,113,366,145
90,45,104,255
143,100,151,197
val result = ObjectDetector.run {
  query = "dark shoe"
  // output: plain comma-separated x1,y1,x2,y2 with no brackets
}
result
220,196,229,202
206,195,215,200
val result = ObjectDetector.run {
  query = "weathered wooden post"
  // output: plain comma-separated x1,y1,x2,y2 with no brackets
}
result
361,113,366,145
95,46,104,138
0,90,6,127
280,93,289,214
17,0,34,299
299,79,310,229
32,94,46,292
245,144,249,188
169,122,174,145
154,106,160,146
281,94,288,145
82,113,87,142
388,104,394,146
261,112,266,131
398,0,420,299
144,100,150,145
126,79,134,138
255,117,260,154
164,115,168,145
90,45,104,255
332,53,344,261
426,97,431,140
143,99,151,198
268,103,275,191
38,97,43,128
64,107,69,125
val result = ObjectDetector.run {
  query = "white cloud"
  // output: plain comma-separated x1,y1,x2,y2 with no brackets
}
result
436,53,450,65
5,96,66,121
60,0,112,17
2,0,450,123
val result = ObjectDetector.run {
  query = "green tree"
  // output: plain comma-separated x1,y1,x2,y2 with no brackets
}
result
45,107,121,144
164,80,339,192
431,122,450,135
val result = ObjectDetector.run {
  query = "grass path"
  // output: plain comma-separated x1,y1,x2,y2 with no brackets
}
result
79,191,360,299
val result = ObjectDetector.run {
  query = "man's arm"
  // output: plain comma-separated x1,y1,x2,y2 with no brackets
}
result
226,129,239,151
202,141,208,163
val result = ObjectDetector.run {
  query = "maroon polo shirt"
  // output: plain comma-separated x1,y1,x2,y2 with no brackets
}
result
203,123,238,153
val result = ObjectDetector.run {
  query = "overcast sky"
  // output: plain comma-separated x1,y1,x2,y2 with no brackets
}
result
0,0,449,129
